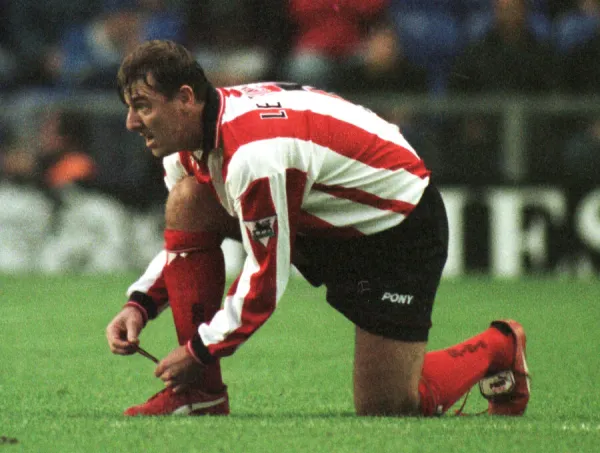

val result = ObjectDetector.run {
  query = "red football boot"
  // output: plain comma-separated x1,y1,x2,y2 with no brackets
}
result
479,320,530,416
124,386,229,416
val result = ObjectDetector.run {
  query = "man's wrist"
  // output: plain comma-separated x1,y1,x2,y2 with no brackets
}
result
123,301,149,326
126,291,159,320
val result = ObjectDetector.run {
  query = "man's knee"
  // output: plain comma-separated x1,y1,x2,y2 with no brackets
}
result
165,177,238,236
353,327,426,417
355,390,421,417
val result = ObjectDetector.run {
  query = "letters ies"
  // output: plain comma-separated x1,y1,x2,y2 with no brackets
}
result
381,292,414,304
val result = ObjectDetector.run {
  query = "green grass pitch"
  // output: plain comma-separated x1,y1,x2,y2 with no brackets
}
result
1,273,599,452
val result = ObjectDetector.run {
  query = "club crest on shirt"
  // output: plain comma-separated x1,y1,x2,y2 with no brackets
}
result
244,216,277,246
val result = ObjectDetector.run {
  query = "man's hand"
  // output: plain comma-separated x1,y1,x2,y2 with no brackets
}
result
155,345,204,393
106,306,145,355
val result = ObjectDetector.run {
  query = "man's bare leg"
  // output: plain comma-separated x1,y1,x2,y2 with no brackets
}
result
353,326,426,416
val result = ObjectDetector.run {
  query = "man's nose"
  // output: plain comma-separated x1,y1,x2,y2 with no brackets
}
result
126,108,141,131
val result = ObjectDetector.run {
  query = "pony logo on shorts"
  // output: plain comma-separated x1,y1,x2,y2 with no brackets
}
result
381,292,414,304
244,216,277,246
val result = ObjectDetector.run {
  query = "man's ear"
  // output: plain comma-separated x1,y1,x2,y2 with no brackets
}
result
177,85,197,105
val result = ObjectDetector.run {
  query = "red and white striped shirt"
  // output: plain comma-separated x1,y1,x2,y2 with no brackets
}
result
128,82,430,359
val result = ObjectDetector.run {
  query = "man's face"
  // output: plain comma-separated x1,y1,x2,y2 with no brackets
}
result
494,0,526,29
123,74,202,158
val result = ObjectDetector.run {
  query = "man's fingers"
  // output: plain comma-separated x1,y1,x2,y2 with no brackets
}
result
160,373,189,393
106,308,146,356
172,383,189,394
106,323,124,341
154,346,202,390
155,360,167,378
108,329,139,355
125,318,141,344
110,341,138,355
107,327,126,351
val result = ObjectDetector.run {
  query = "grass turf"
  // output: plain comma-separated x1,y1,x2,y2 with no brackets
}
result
1,274,599,452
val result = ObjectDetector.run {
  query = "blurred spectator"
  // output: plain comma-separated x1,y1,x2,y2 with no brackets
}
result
1,127,28,184
558,1,600,189
90,115,168,211
555,0,600,55
452,0,557,92
547,0,579,19
37,110,98,190
444,0,559,184
388,0,495,20
331,20,428,94
556,11,600,274
6,0,104,87
389,6,462,94
2,104,166,211
283,0,388,89
0,110,101,272
388,0,461,17
57,0,184,89
388,0,501,93
561,3,600,92
2,109,97,193
463,1,552,44
526,1,600,183
0,122,55,272
185,0,289,87
0,107,163,273
1,147,37,186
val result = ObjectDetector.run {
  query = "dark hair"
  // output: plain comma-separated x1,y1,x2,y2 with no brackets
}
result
117,40,209,104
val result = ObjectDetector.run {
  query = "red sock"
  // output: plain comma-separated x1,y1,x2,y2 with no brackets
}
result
163,229,226,394
419,327,515,416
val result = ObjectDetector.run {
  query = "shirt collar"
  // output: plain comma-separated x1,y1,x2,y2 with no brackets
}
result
190,84,221,183
202,84,221,153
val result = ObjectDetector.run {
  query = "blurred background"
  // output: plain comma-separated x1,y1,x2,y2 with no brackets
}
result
0,0,599,278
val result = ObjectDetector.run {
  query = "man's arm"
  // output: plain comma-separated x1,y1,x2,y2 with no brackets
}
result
107,152,191,356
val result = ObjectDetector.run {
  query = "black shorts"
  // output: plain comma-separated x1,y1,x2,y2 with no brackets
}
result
293,183,448,342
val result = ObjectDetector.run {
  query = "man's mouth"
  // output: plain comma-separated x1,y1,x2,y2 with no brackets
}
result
142,133,156,148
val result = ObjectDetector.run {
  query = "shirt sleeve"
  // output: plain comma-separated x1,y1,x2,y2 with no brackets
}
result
189,152,308,361
163,152,190,191
126,250,170,320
